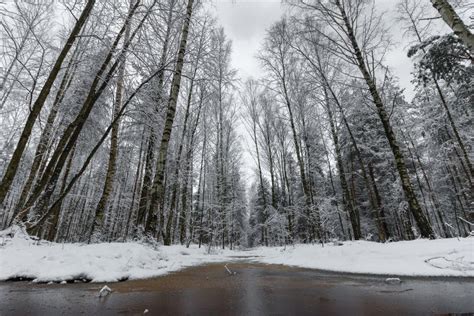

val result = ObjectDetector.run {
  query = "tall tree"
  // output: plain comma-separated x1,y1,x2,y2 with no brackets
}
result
295,0,434,238
146,0,195,240
0,0,96,205
90,0,134,241
430,0,474,57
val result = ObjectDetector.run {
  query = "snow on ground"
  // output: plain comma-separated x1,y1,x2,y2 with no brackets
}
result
0,226,241,283
247,238,474,277
0,226,473,283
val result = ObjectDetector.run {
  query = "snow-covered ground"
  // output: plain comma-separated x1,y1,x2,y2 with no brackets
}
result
247,238,474,277
0,226,472,283
0,227,240,283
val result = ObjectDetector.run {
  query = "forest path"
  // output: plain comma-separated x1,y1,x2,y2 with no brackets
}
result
1,262,473,315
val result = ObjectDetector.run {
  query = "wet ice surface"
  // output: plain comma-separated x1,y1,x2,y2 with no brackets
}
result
1,263,473,316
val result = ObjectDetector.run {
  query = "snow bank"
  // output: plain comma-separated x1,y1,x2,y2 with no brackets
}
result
0,227,240,283
248,238,474,277
0,226,472,283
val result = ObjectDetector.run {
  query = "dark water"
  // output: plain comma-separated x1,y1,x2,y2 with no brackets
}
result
0,263,473,316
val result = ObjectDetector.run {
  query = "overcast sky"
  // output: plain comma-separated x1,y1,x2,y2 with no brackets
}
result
211,0,284,80
207,0,453,100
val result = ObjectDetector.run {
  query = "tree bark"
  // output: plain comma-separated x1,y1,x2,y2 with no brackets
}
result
0,0,96,205
91,1,132,241
45,144,76,241
136,1,175,228
430,0,474,58
15,0,143,227
335,0,434,238
15,4,159,233
292,41,389,240
164,80,195,244
146,0,195,241
282,79,319,241
323,87,361,239
14,49,78,214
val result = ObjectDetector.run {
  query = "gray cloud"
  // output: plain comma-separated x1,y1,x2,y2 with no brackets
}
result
212,1,284,80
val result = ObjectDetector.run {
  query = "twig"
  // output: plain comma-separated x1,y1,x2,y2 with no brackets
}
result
419,16,441,21
224,264,233,275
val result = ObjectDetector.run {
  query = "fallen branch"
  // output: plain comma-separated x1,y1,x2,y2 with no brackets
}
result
224,264,233,275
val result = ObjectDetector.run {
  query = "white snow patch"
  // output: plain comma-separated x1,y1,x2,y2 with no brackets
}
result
99,285,112,297
0,226,245,283
1,226,472,282
385,277,401,284
246,238,474,277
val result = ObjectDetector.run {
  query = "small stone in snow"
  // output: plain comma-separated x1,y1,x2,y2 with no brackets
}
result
385,278,401,284
99,285,112,297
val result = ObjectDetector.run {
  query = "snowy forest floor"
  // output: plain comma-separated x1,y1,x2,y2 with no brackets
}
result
1,227,473,283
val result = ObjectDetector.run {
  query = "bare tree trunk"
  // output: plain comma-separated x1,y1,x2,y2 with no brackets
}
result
335,0,434,238
177,91,204,245
430,0,474,57
14,50,78,213
45,144,76,241
179,142,193,244
164,83,195,244
323,86,361,239
146,0,195,241
293,16,391,241
282,79,319,241
255,133,268,245
197,124,208,248
320,129,348,240
91,1,132,240
445,165,467,236
348,152,361,237
164,28,206,243
15,1,143,227
125,129,146,239
435,84,473,179
260,113,277,209
136,2,175,228
15,7,159,236
0,0,96,206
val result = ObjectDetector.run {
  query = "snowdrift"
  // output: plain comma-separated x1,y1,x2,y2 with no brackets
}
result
1,226,472,283
251,238,474,277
